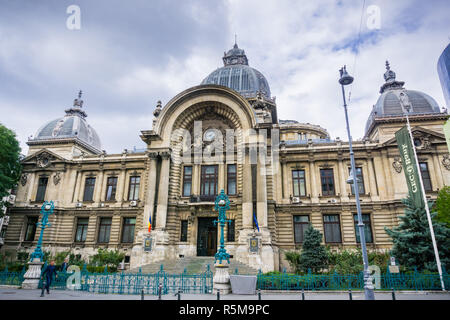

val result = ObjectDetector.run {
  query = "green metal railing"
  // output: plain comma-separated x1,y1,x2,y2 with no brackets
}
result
0,266,26,286
2,265,448,293
35,264,213,295
256,268,450,291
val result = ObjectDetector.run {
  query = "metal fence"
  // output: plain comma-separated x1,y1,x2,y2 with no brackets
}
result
36,264,213,295
1,266,449,293
0,266,25,286
257,269,450,291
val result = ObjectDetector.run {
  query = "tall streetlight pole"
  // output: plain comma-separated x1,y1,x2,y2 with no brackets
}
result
399,94,445,291
339,66,375,300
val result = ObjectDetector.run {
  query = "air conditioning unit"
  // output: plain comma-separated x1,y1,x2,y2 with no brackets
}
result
291,197,301,204
130,201,137,207
0,238,4,245
3,216,9,226
76,202,83,208
328,199,338,203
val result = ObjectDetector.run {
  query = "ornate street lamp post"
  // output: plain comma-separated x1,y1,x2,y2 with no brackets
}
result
214,190,231,264
339,66,375,300
30,201,55,261
212,190,232,294
22,201,55,289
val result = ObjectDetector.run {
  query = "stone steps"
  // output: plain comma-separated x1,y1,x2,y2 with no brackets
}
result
128,257,259,275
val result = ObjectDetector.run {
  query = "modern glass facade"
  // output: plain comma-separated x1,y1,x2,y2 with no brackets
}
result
438,43,450,107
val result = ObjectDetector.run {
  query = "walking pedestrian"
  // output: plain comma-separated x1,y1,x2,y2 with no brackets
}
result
41,260,58,294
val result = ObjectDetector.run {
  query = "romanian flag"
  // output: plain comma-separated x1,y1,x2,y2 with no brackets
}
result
148,215,152,233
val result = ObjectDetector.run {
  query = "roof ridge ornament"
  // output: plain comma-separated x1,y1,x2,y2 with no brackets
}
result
73,90,84,107
222,42,248,66
379,60,405,94
66,89,87,118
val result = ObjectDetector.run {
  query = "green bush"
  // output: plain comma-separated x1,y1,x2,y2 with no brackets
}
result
284,251,301,274
51,251,71,265
89,249,125,269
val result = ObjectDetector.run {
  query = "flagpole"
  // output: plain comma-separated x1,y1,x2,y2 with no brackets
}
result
403,106,445,291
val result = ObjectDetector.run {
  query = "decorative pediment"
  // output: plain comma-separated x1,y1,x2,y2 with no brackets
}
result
382,126,446,148
21,149,69,168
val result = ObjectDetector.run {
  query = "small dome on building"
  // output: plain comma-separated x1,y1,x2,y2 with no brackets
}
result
201,43,272,100
31,91,102,153
365,61,442,135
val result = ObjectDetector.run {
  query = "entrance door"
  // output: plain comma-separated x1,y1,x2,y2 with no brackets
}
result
197,217,217,256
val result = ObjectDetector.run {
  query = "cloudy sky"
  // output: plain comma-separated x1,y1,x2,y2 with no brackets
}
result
1,0,449,154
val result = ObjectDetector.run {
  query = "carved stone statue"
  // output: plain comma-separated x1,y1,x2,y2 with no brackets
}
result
392,157,402,173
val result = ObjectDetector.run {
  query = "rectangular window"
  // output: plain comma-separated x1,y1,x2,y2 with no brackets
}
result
180,220,188,242
320,169,335,196
75,218,89,242
292,170,306,197
323,214,341,243
419,162,432,192
182,166,192,197
121,217,136,243
97,217,112,243
105,177,118,201
227,164,237,195
24,216,39,241
348,167,365,195
200,165,218,200
227,219,235,242
353,214,373,243
83,177,96,201
35,177,48,202
128,176,140,200
293,215,309,243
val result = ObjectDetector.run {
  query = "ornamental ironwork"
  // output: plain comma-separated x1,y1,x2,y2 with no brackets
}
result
213,189,232,264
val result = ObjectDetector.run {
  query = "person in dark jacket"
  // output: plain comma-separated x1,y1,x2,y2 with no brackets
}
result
41,260,58,294
61,257,69,272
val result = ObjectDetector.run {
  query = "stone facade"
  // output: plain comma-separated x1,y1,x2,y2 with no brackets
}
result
2,48,450,273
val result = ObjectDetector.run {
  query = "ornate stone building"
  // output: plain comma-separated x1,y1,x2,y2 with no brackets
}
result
2,45,450,272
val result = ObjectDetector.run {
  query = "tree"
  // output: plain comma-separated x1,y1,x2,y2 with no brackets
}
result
434,186,450,227
298,224,328,273
0,123,21,215
385,192,450,272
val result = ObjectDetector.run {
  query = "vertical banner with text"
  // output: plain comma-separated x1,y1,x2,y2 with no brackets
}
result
395,126,424,208
444,119,450,154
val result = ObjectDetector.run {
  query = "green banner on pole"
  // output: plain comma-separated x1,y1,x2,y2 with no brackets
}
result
444,119,450,154
395,126,424,208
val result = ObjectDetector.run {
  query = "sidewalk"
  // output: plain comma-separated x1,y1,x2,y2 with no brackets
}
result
0,288,449,300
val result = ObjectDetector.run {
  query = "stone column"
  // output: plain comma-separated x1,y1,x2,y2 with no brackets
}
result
94,170,104,203
309,159,318,202
338,157,348,199
218,162,225,192
431,153,444,189
367,157,379,199
143,153,158,231
77,172,84,202
155,152,171,230
373,153,387,199
256,157,268,229
117,169,127,202
281,159,288,200
241,150,253,229
192,164,200,196
381,151,393,197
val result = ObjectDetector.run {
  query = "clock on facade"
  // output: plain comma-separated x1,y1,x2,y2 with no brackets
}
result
203,129,216,141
